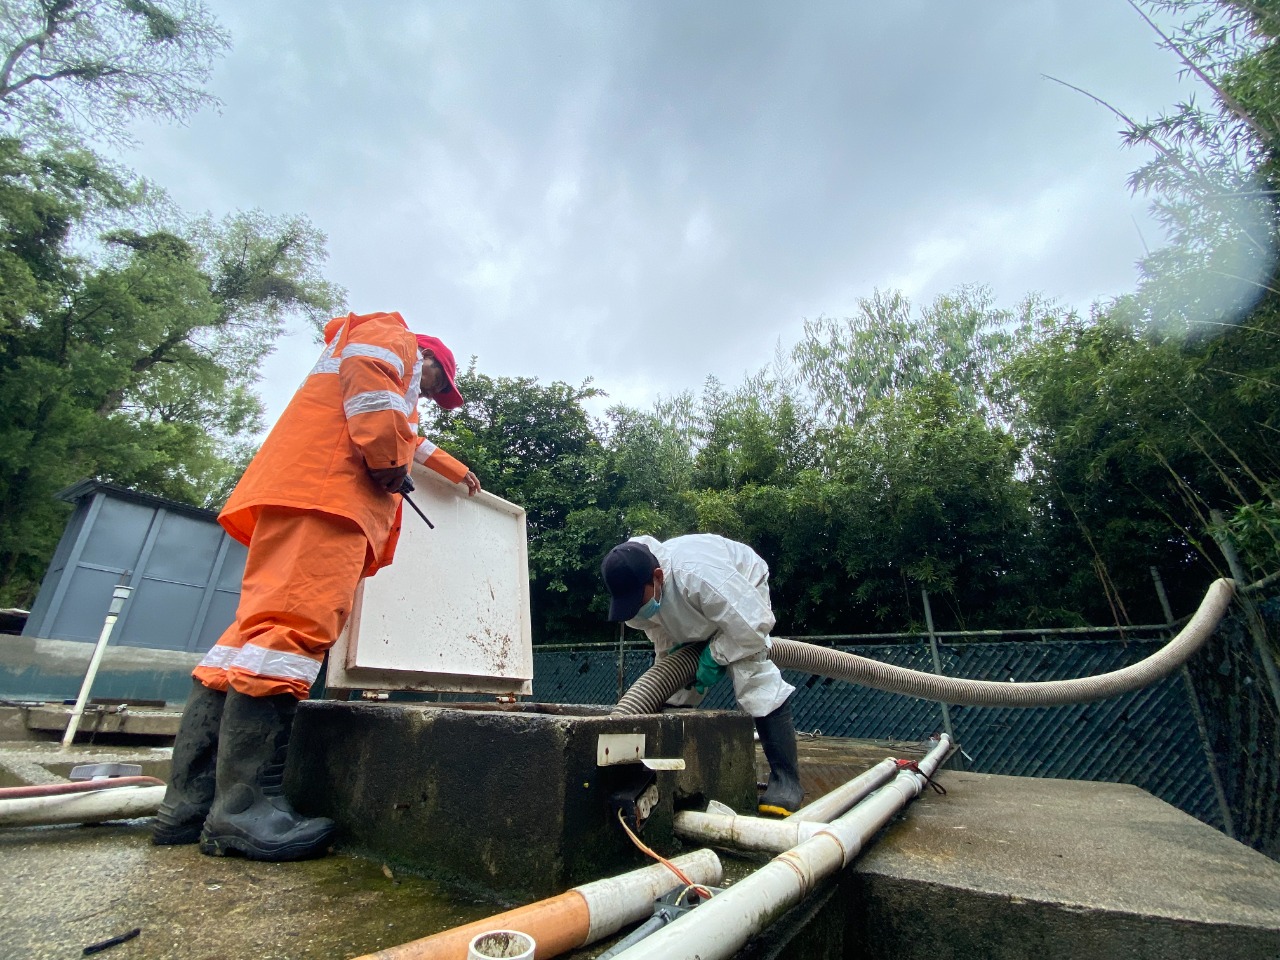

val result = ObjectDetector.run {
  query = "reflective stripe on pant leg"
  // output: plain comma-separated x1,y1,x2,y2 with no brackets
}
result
226,506,370,700
193,620,242,692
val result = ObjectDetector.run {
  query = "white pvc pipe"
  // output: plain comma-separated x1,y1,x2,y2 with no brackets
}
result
61,585,132,750
0,785,164,827
674,808,825,855
609,735,951,960
579,848,723,942
786,757,900,823
467,931,535,960
673,753,932,853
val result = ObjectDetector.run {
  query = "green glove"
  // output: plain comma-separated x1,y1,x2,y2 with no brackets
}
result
694,645,727,694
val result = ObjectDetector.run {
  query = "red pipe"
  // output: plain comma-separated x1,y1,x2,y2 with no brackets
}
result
0,776,165,800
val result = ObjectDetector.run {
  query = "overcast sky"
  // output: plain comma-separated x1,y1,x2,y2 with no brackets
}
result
120,1,1192,425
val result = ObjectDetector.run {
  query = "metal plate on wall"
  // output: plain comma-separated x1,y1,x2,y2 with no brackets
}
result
327,464,533,695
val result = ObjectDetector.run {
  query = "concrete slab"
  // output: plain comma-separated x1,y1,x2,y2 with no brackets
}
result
0,740,171,788
847,771,1280,960
25,704,183,738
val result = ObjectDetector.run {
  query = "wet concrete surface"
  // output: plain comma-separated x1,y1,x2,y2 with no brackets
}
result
0,818,503,960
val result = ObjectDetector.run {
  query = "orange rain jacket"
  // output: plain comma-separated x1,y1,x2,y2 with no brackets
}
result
219,311,469,576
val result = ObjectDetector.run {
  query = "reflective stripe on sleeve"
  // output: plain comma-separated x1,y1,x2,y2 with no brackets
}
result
341,343,405,379
229,643,323,683
405,350,424,411
197,644,238,669
413,438,439,464
344,390,412,418
308,325,346,376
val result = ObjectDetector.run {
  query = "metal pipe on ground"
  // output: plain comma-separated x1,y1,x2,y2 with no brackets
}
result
606,736,951,960
352,849,723,960
0,785,165,827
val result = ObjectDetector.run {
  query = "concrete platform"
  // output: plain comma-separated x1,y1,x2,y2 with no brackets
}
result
0,703,182,745
2,736,1278,959
288,700,759,900
843,771,1280,960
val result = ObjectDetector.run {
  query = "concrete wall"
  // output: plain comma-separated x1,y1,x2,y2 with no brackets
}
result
0,635,199,704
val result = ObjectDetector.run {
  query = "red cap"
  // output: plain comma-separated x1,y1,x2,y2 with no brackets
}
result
415,334,465,410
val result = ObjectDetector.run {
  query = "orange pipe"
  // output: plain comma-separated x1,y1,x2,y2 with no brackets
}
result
356,889,591,960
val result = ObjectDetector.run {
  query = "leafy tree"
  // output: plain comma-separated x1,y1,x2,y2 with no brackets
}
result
598,398,697,538
793,285,1036,427
0,0,350,607
1001,302,1277,623
835,377,1032,630
0,138,341,605
690,373,819,492
1121,1,1280,323
679,377,1032,635
1000,0,1280,620
0,0,230,147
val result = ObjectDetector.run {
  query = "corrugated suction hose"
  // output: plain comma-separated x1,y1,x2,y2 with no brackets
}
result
612,643,703,716
611,578,1237,714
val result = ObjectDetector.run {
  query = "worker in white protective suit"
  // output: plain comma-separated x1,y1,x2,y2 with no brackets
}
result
601,534,803,816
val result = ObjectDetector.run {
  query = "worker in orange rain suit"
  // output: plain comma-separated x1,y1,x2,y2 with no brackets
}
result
151,310,480,862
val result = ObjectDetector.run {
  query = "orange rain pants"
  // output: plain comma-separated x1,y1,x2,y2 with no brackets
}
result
193,506,369,700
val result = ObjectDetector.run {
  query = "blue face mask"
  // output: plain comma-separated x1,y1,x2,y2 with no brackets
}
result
634,586,662,620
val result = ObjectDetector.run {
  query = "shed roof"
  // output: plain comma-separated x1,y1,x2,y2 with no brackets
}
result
54,479,220,523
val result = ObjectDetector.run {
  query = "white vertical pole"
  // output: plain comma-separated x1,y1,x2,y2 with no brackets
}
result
61,585,133,751
921,589,957,751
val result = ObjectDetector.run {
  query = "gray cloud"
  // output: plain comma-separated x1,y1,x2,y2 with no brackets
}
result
122,1,1193,421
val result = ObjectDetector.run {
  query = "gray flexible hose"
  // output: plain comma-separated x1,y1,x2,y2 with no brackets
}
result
612,643,703,716
612,578,1237,713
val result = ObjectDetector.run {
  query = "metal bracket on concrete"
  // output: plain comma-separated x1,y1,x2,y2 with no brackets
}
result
640,758,685,771
597,733,686,770
70,763,143,781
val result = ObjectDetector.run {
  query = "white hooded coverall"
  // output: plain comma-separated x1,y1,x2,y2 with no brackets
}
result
624,534,795,717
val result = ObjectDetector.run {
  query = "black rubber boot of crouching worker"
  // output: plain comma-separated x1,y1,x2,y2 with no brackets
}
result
151,678,226,845
755,699,804,817
198,690,335,862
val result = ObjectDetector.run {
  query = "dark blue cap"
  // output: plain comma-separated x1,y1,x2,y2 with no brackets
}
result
601,541,659,621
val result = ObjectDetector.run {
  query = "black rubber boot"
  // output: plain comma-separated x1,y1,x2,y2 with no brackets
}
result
198,690,335,862
152,679,226,845
755,699,804,817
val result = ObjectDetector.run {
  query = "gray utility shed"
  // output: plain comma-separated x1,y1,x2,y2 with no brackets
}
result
22,480,245,653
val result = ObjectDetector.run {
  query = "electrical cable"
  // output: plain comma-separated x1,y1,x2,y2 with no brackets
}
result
615,808,712,900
